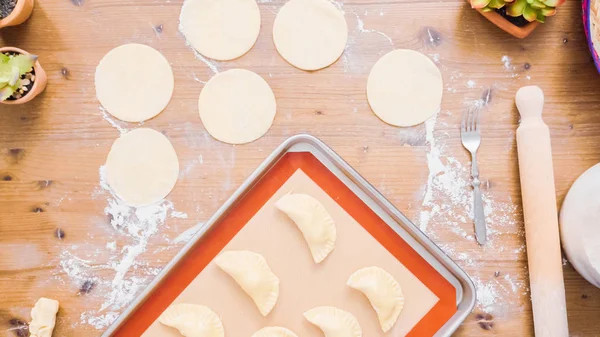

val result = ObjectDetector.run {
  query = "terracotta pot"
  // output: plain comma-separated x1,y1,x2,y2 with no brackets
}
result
0,47,47,105
0,0,34,29
474,8,539,39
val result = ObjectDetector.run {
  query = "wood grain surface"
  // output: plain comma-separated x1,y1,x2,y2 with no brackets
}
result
1,0,600,336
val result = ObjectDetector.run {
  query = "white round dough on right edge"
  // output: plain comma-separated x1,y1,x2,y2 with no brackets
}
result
560,163,600,288
367,49,443,127
273,0,348,71
179,0,261,61
198,69,276,144
95,44,174,122
105,128,179,207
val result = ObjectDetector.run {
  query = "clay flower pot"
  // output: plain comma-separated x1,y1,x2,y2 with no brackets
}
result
0,47,47,105
0,0,34,29
474,8,539,38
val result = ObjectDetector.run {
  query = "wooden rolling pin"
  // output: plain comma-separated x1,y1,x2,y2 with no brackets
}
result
515,86,569,336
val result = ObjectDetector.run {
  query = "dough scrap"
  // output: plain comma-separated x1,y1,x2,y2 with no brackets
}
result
347,266,404,332
251,326,299,337
95,43,174,122
198,69,276,144
105,128,179,206
273,0,348,70
275,193,336,263
303,306,362,337
367,49,442,127
215,250,280,316
159,303,224,337
179,0,260,60
560,163,600,288
29,297,59,337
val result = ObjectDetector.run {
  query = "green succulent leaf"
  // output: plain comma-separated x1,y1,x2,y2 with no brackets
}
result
471,0,492,9
8,54,36,75
8,66,20,86
0,53,9,63
530,0,546,9
542,0,561,6
488,0,507,9
536,11,546,22
507,0,527,16
540,7,556,15
0,63,13,83
523,5,538,21
0,84,16,101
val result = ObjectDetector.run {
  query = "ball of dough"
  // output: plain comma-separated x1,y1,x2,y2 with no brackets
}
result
95,44,174,123
560,163,600,288
105,128,179,206
367,49,443,127
179,0,261,61
198,69,276,144
273,0,348,71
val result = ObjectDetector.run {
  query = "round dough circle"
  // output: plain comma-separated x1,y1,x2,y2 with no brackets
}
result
367,49,443,127
198,69,276,144
95,44,174,122
105,128,179,206
273,0,348,71
560,163,600,288
180,0,261,61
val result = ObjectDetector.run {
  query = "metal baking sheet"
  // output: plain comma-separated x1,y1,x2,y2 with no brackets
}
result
102,134,476,337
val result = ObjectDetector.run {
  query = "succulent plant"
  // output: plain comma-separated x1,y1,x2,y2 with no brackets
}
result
471,0,564,23
0,53,37,101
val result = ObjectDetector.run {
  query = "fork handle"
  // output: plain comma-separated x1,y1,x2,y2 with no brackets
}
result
470,155,487,245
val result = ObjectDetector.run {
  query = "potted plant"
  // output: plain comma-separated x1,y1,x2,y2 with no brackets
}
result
0,47,47,104
470,0,565,38
0,0,34,29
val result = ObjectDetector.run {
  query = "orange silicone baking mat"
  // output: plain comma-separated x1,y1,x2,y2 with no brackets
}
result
112,151,457,336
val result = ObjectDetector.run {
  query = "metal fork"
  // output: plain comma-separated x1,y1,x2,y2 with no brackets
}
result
461,107,487,245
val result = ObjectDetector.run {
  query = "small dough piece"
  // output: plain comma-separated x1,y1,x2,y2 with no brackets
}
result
179,0,260,60
215,250,280,316
347,266,404,332
560,163,600,288
29,297,59,337
159,303,224,337
251,326,299,337
275,193,336,263
105,128,179,206
95,43,174,122
304,306,362,337
273,0,348,70
198,69,276,144
367,49,443,127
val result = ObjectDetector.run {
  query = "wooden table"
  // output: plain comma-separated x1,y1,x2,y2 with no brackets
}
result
1,0,599,336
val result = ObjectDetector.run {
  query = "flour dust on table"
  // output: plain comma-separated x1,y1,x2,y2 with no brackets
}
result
57,165,193,330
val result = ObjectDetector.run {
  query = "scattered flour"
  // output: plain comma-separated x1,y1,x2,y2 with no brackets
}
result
172,222,205,244
501,55,513,70
99,106,129,135
57,166,194,330
466,80,476,88
353,13,393,46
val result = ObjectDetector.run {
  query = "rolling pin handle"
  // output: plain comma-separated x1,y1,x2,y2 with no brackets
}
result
516,86,544,121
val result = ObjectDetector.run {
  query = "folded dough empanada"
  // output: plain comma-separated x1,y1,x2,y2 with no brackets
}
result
251,326,299,337
304,306,362,337
215,250,280,316
159,303,224,337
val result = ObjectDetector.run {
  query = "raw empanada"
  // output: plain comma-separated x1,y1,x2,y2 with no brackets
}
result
275,193,336,263
303,306,362,337
347,266,404,332
251,326,299,337
215,250,280,316
159,303,224,337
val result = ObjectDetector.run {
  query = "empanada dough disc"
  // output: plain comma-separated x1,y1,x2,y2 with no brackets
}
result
198,69,276,144
179,0,260,60
367,49,443,127
273,0,348,71
560,163,600,288
95,43,174,122
105,128,179,206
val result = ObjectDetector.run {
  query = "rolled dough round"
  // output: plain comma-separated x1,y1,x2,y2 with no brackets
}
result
198,69,276,144
560,163,600,288
367,49,443,127
273,0,347,71
105,128,179,206
95,44,174,123
180,0,260,61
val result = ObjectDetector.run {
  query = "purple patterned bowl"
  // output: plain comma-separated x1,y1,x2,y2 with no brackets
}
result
584,0,600,73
